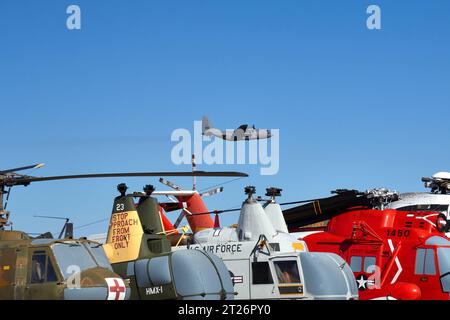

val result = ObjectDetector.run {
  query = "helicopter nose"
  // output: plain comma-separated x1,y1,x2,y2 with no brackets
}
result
63,268,130,300
64,278,131,300
64,287,109,300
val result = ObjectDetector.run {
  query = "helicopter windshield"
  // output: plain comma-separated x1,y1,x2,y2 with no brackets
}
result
273,260,301,284
85,243,113,270
51,242,111,279
437,248,450,292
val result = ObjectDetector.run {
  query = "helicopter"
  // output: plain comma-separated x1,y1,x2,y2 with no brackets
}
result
155,184,358,300
0,163,246,300
284,189,450,300
101,183,236,300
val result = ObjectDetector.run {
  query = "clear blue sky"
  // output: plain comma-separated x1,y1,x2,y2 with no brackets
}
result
1,0,449,236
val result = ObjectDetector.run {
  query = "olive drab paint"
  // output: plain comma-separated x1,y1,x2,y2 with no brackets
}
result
0,230,130,300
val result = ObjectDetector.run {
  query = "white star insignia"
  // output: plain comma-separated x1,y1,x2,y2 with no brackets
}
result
357,276,368,289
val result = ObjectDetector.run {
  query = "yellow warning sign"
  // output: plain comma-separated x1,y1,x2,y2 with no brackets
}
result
104,211,143,264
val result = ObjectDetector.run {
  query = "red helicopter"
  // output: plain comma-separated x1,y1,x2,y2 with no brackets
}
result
284,189,450,300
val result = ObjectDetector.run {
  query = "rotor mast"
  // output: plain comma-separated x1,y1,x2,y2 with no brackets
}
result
0,163,46,228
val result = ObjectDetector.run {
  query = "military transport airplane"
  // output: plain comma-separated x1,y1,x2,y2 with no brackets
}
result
202,116,272,141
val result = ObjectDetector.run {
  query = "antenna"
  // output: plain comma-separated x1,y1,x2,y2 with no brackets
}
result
192,154,197,191
34,215,73,239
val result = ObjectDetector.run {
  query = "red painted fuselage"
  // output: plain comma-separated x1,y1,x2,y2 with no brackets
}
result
299,209,450,300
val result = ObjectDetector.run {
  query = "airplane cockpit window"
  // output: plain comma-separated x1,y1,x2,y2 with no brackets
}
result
252,262,274,285
437,248,450,292
273,261,301,284
52,243,97,279
236,124,248,132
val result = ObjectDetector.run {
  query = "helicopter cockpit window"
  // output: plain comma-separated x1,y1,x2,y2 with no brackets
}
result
350,256,362,273
364,256,377,274
46,259,57,282
415,249,436,275
84,243,113,271
252,262,274,285
437,248,450,292
273,261,301,284
31,253,46,283
52,243,97,279
31,251,57,283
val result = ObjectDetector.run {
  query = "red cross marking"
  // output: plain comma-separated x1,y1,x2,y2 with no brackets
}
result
109,279,125,300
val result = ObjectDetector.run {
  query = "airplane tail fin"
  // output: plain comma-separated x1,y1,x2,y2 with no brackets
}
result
202,116,213,135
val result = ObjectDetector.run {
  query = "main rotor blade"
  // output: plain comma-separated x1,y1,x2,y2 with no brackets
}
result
200,187,224,197
159,178,182,191
0,163,45,175
2,171,248,186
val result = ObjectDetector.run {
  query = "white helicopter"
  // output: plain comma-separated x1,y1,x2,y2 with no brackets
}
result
175,186,358,300
202,116,272,141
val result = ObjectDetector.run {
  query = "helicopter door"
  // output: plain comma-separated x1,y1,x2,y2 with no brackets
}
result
0,248,17,299
225,259,250,299
413,248,438,299
249,260,277,299
271,258,303,299
25,249,60,300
